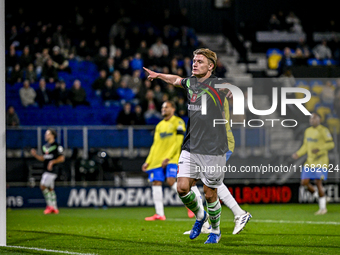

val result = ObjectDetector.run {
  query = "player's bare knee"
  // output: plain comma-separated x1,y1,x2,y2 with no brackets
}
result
177,184,189,196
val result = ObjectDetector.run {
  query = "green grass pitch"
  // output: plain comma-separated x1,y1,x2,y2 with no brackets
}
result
1,204,340,254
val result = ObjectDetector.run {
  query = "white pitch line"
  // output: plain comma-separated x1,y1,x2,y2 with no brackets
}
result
167,218,340,225
5,246,97,255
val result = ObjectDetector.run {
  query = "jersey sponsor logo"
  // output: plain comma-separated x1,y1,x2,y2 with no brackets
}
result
191,93,198,102
307,137,318,142
188,104,202,111
159,132,173,138
44,154,54,160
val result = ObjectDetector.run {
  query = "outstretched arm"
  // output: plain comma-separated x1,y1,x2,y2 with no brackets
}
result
143,67,183,87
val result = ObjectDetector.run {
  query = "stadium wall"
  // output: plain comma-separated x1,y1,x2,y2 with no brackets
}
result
6,183,340,208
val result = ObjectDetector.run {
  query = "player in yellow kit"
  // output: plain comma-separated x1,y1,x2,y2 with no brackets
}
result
292,112,335,215
184,97,251,235
142,100,186,221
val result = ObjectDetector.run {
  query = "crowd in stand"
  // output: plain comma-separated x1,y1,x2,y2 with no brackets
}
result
6,6,227,126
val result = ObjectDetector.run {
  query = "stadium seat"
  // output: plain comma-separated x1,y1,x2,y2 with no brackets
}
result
315,103,332,123
326,114,340,134
295,81,310,99
307,58,322,66
322,59,338,66
310,80,324,95
305,95,320,112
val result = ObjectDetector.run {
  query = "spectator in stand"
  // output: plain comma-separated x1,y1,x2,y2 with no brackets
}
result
134,104,146,125
296,38,311,58
35,48,51,77
268,14,282,31
24,63,37,83
140,89,162,120
214,59,227,78
293,48,308,66
70,79,90,107
6,106,20,127
118,58,133,76
116,102,137,126
127,69,142,95
42,58,59,83
170,39,185,60
103,57,115,77
153,84,164,105
117,79,135,102
53,80,72,106
130,53,144,72
137,40,149,61
91,69,107,93
112,70,122,89
7,63,23,85
93,46,108,71
19,46,34,69
313,40,332,60
136,78,152,102
150,37,169,59
279,47,295,75
176,96,188,118
101,78,120,102
30,37,43,58
169,57,181,75
285,11,301,32
320,80,335,105
19,79,37,107
76,40,92,61
5,45,19,74
182,56,192,77
51,46,71,73
35,78,52,108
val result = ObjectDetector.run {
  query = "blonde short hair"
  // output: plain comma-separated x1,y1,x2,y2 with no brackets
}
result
193,48,217,71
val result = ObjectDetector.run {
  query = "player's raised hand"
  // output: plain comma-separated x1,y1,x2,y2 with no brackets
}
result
143,67,158,81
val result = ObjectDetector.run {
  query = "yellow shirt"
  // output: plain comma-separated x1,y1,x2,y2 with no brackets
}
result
224,98,235,152
146,115,186,170
296,124,334,166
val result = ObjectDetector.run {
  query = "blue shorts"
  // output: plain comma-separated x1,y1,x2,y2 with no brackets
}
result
147,163,178,182
226,151,233,162
301,167,328,180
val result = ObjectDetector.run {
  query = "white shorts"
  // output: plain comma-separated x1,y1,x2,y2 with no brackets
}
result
40,172,57,189
177,150,226,188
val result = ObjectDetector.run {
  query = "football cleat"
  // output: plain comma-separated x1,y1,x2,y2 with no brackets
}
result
190,211,208,239
145,214,166,221
233,211,252,234
44,206,54,215
53,208,59,214
184,221,211,235
204,232,221,244
315,208,327,215
187,208,195,218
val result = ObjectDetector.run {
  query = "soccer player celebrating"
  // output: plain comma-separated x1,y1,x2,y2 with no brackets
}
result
292,112,334,215
142,101,186,221
144,48,237,244
30,128,65,214
186,97,251,235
